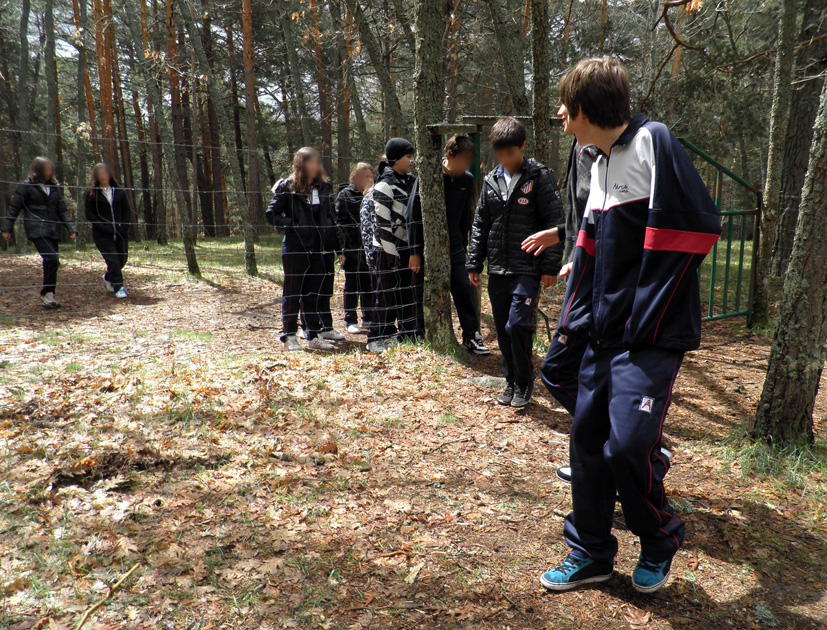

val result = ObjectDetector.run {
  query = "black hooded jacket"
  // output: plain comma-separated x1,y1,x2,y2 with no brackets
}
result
85,186,132,239
3,182,78,241
266,178,344,253
467,158,564,277
334,183,366,265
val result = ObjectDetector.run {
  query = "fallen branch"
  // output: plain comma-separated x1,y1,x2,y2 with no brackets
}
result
75,563,141,630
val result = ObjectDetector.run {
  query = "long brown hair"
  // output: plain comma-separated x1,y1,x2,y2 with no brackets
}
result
290,147,327,195
27,157,57,185
87,163,119,198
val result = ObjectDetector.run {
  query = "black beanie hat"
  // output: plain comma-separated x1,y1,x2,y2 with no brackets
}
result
384,137,415,164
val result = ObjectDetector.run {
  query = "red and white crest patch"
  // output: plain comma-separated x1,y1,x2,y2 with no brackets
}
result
521,181,533,195
517,197,529,205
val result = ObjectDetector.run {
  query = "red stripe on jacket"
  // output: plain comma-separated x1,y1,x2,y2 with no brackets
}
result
644,227,719,255
575,230,596,257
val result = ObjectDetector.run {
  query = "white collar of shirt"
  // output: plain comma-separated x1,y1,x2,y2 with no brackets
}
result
311,188,320,205
102,187,114,205
39,184,50,196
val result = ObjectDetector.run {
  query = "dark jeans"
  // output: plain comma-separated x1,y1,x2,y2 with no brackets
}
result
449,252,480,342
92,231,129,290
281,239,326,341
369,252,417,342
343,256,374,325
488,274,540,387
31,237,60,296
564,344,686,563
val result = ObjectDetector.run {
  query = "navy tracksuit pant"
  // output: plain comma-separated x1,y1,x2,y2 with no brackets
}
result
31,237,60,295
343,256,374,326
488,274,539,388
281,238,326,342
540,332,588,415
368,252,417,342
564,343,685,563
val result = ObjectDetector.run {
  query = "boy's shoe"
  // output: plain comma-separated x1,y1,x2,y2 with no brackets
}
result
366,340,386,354
321,330,345,342
497,384,516,406
511,382,534,408
284,335,302,352
103,275,114,293
41,293,61,309
346,324,361,334
463,332,491,355
115,287,128,299
556,466,572,484
632,555,673,593
540,554,614,591
297,328,307,340
308,337,335,351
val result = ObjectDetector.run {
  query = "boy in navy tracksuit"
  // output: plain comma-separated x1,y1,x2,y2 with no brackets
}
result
406,135,490,354
467,118,564,408
539,58,721,594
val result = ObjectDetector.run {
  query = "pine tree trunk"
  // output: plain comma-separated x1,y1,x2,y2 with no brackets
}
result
72,0,91,248
72,0,100,160
131,90,152,240
280,11,314,145
329,0,352,182
344,5,370,157
482,0,529,115
45,0,63,182
95,0,119,170
310,0,334,176
112,53,138,236
752,0,798,327
771,0,827,277
176,0,257,274
241,0,263,253
413,0,454,349
530,0,551,166
226,26,248,189
17,0,33,167
146,0,167,244
753,77,827,447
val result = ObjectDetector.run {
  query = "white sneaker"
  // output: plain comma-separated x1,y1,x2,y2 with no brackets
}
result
346,324,361,334
366,340,386,354
40,292,60,309
103,275,114,293
308,337,335,351
284,335,302,351
115,287,128,299
321,330,345,341
297,328,307,340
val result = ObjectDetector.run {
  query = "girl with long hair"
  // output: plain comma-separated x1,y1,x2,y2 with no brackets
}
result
266,147,344,351
1,157,78,308
84,163,132,298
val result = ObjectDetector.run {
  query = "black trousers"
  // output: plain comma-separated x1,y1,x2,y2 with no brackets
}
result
564,345,686,563
488,274,540,387
281,239,326,341
92,231,129,291
369,252,417,342
449,252,480,341
319,252,335,331
540,331,588,415
343,256,374,325
31,237,60,296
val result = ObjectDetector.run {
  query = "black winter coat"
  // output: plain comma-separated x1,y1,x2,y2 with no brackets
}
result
3,182,78,240
334,184,366,266
467,159,564,277
85,186,132,239
266,178,344,253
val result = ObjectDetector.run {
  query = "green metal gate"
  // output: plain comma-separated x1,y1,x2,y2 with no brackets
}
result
677,138,761,325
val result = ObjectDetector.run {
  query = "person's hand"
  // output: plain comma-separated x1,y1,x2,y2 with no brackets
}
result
558,262,573,278
408,254,422,274
521,228,559,256
70,233,77,240
541,275,557,289
468,272,481,287
338,254,345,267
1,233,10,243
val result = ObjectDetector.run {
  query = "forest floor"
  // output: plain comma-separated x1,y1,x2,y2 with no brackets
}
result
1,237,826,630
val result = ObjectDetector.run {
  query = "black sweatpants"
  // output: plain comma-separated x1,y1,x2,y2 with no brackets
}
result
281,239,326,341
92,232,129,291
488,274,540,387
319,252,335,331
449,252,480,342
540,331,588,415
31,237,60,296
369,252,417,342
564,344,685,563
343,257,374,325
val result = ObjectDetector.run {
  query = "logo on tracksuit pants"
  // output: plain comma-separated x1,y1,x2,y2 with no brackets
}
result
639,396,655,413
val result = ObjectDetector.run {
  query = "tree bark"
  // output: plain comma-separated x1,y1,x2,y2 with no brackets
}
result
242,0,264,245
112,50,138,235
530,0,551,166
226,25,248,189
280,11,313,145
45,0,64,181
329,0,352,182
17,0,33,167
132,90,152,240
753,77,827,447
413,0,454,349
771,0,827,277
482,0,529,115
752,0,798,326
310,0,334,176
71,0,92,247
94,0,119,170
72,0,100,160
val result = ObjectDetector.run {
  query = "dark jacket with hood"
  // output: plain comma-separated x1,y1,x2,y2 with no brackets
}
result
334,183,366,267
266,178,344,253
558,114,721,352
467,158,564,277
4,181,78,241
85,185,132,239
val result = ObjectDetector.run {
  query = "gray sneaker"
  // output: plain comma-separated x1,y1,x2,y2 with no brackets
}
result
41,292,60,309
511,382,535,408
103,275,114,293
366,340,386,354
321,330,345,341
308,337,335,351
284,335,302,352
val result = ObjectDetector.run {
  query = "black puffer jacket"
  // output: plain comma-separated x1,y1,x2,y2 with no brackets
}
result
266,178,344,253
3,182,78,240
85,186,132,239
467,159,563,277
334,183,365,266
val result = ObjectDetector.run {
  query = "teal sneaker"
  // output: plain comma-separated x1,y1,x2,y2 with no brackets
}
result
539,553,613,591
632,555,673,593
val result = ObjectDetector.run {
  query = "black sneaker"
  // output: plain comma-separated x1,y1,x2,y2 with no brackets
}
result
497,384,515,406
511,382,534,408
463,332,491,355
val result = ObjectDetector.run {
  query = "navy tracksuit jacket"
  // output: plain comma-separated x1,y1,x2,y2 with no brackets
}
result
555,115,721,563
